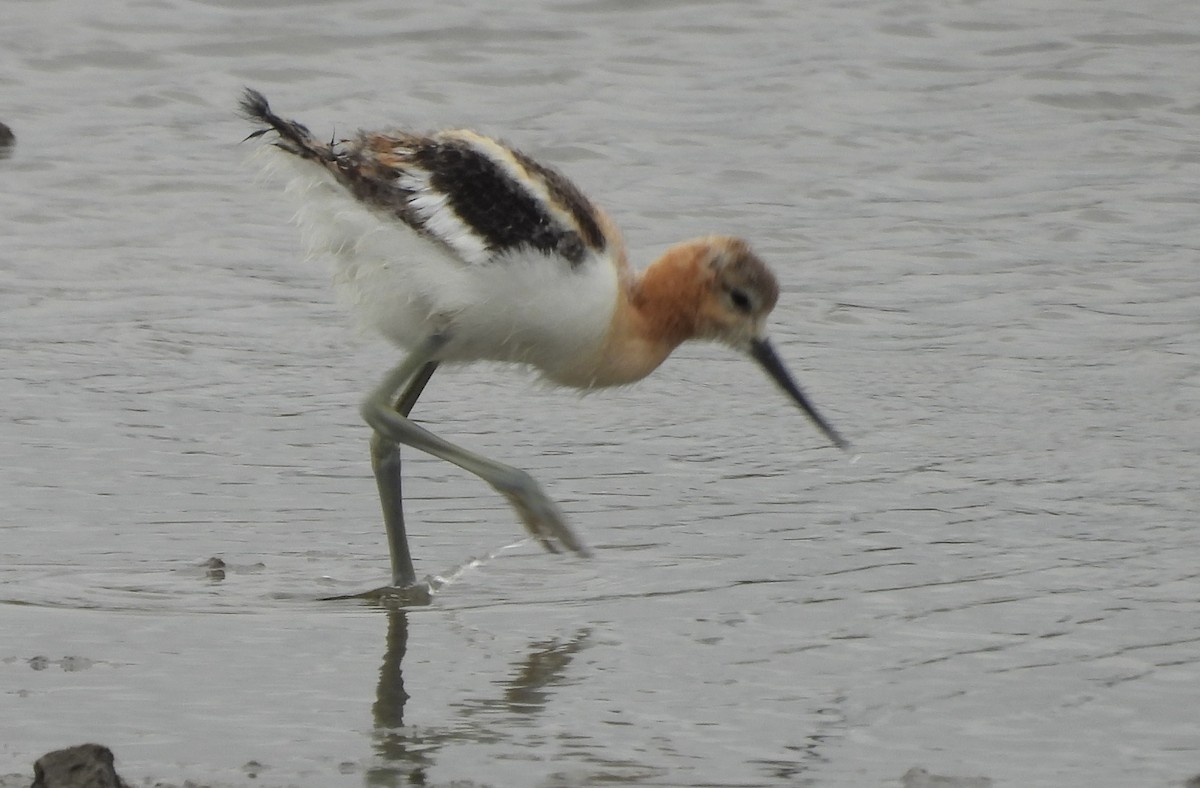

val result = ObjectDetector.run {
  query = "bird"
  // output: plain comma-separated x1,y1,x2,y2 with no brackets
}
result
238,88,847,590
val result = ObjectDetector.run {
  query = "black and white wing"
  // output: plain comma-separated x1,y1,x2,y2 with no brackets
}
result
240,88,610,268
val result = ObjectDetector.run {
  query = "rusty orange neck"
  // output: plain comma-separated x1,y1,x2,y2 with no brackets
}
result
588,240,716,387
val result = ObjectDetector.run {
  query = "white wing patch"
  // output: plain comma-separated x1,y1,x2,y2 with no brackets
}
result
397,169,493,266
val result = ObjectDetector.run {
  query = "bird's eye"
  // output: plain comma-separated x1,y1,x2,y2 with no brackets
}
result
729,288,753,313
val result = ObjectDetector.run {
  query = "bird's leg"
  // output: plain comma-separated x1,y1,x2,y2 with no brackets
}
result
370,360,438,588
362,337,591,562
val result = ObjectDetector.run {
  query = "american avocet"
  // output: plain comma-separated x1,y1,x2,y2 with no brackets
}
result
239,88,847,589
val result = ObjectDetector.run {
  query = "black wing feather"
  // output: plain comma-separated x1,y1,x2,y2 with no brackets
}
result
239,88,607,266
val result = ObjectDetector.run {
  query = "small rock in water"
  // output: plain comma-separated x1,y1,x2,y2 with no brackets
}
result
0,122,13,158
32,744,129,788
203,555,226,581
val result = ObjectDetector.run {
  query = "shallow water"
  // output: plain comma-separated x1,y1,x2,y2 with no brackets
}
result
2,1,1199,786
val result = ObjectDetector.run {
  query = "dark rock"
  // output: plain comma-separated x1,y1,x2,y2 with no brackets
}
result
31,744,129,788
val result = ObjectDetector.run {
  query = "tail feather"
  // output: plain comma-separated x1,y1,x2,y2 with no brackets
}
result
238,88,333,164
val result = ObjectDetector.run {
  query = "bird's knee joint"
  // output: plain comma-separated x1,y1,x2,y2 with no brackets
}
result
360,399,388,430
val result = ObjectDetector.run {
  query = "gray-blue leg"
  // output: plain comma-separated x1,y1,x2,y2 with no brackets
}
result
363,337,590,579
371,360,439,588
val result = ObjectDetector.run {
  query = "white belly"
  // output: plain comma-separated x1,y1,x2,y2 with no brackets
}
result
269,155,621,387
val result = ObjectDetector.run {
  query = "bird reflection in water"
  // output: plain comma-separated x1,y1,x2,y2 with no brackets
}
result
365,606,591,786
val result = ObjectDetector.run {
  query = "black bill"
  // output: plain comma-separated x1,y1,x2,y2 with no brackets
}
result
749,337,849,450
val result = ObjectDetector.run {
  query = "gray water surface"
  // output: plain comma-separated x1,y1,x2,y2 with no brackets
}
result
2,1,1199,786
